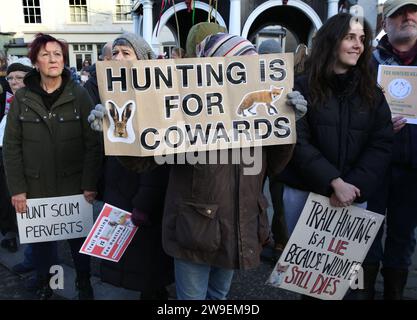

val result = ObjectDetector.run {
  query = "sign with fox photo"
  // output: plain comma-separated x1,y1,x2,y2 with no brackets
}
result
96,53,296,156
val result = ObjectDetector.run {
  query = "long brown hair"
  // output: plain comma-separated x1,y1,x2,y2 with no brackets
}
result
305,13,375,107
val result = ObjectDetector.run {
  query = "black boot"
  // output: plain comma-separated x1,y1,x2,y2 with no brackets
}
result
347,264,380,300
382,267,408,300
75,274,94,300
36,276,53,300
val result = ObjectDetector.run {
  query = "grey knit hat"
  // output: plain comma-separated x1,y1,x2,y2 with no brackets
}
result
258,39,282,54
113,32,156,60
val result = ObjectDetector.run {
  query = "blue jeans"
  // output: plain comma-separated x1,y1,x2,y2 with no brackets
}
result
283,185,367,234
22,245,35,269
282,185,310,234
32,237,90,278
366,165,417,269
174,258,234,300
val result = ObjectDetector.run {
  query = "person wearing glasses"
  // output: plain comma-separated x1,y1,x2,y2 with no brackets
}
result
0,58,33,253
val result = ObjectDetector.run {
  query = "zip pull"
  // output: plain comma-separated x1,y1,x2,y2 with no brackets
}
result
49,112,52,119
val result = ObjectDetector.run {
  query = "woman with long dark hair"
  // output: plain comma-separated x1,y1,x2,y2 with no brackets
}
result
279,13,393,233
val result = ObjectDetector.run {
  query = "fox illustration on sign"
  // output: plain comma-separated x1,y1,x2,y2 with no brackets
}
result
237,86,284,117
106,100,136,144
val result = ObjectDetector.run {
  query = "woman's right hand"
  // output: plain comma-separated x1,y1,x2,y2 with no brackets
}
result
330,178,360,207
12,193,27,213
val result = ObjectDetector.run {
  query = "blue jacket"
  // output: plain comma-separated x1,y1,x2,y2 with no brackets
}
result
373,35,417,168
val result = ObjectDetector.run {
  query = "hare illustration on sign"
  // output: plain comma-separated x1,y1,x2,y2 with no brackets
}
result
106,100,136,144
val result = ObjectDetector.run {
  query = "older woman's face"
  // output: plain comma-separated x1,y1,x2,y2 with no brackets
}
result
35,41,64,78
112,45,137,61
7,71,28,94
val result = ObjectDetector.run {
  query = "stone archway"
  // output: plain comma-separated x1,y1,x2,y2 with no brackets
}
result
242,0,322,50
151,1,227,53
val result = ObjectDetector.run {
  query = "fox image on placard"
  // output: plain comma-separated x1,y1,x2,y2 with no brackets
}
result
237,86,284,117
106,100,136,144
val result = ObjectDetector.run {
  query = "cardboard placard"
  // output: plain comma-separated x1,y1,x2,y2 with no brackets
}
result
96,54,296,156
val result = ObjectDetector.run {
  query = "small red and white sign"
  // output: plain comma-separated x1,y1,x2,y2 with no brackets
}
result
80,203,137,262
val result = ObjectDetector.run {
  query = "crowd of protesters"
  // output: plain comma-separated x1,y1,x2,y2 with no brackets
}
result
0,0,416,301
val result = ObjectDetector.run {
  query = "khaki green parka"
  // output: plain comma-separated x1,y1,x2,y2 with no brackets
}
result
3,78,101,198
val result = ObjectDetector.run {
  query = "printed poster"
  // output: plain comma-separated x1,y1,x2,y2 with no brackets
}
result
266,193,384,300
377,65,417,124
17,194,93,244
79,203,137,262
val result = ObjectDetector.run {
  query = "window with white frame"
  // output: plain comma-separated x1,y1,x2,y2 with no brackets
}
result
69,0,88,23
23,0,42,24
115,0,133,22
72,44,93,71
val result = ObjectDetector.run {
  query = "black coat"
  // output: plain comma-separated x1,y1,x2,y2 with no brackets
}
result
100,157,173,291
83,65,101,106
279,72,393,202
372,35,417,168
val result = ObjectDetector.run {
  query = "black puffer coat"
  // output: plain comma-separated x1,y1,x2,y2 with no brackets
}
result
279,71,393,202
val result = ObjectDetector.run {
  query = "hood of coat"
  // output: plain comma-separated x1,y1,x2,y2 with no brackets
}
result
24,68,71,98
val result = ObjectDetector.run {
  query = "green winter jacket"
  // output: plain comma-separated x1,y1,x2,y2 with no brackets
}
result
3,77,101,198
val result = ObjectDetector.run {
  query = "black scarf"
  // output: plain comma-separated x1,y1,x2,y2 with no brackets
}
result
24,68,71,110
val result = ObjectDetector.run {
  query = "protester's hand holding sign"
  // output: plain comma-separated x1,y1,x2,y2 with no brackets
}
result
88,104,106,131
286,90,307,121
392,115,407,133
12,192,27,213
330,177,361,207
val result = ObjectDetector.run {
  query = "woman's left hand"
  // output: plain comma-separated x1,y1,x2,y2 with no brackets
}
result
83,190,97,204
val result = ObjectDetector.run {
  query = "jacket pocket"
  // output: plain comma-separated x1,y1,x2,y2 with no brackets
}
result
56,111,82,141
176,202,220,252
24,168,42,194
24,168,40,179
258,196,270,245
19,114,42,141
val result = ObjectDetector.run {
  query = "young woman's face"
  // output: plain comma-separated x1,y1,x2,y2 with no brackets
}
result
334,23,365,74
112,45,137,61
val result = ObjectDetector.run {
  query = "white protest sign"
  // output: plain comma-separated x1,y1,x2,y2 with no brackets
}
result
267,193,384,300
17,194,93,244
377,65,417,124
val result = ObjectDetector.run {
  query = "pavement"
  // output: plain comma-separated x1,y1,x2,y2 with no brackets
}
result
0,181,416,300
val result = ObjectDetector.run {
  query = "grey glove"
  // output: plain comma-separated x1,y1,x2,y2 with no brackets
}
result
286,91,307,121
87,104,106,131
